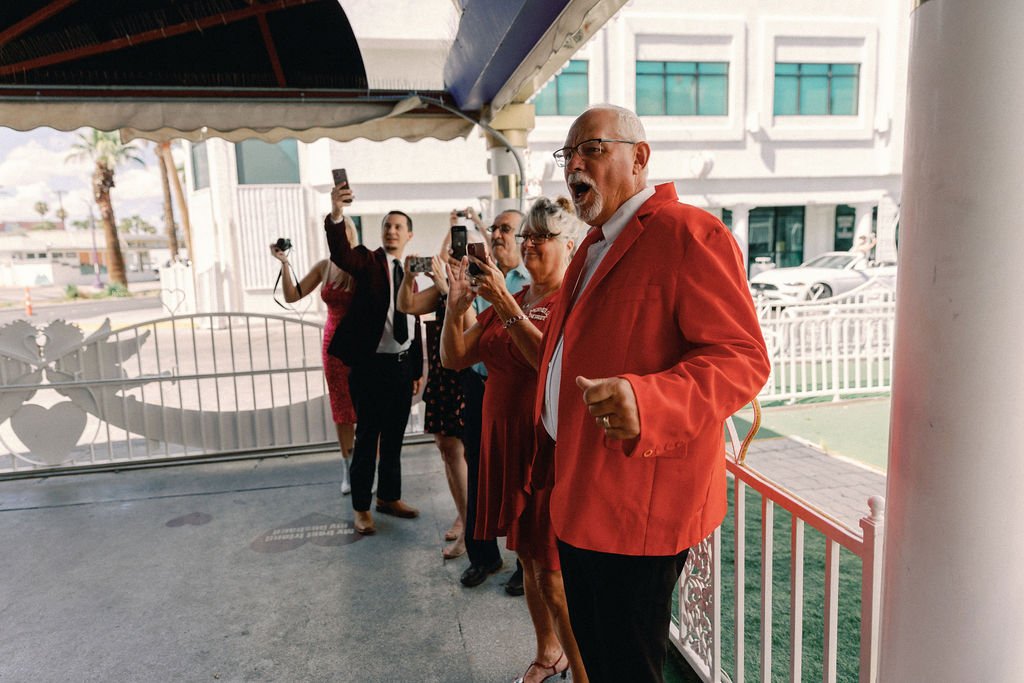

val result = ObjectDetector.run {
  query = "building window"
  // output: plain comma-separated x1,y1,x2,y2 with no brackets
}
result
636,61,728,116
349,215,364,245
774,63,859,115
191,141,210,190
834,205,856,251
533,60,589,116
235,139,300,185
835,205,879,251
748,207,805,270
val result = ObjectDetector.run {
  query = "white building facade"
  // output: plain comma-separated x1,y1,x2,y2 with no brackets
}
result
183,0,908,314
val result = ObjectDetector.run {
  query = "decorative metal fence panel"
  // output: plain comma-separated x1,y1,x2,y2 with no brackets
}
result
757,279,896,403
0,313,424,475
671,415,885,683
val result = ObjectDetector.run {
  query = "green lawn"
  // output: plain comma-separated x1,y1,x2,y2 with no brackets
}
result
734,396,891,472
671,485,863,682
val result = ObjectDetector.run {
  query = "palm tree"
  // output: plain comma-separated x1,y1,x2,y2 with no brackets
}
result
158,142,194,264
66,130,145,288
155,141,179,260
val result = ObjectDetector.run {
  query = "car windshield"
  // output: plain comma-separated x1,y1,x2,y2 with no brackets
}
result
802,253,857,269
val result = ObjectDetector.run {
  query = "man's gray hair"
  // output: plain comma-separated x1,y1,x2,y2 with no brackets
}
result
586,103,647,142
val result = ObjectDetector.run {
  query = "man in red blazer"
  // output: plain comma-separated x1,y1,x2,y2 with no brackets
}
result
325,184,423,536
536,105,769,681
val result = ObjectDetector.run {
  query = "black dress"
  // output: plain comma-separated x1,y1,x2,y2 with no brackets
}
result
423,296,466,438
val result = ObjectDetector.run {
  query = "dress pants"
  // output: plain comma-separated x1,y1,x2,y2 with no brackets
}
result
347,352,414,512
557,539,690,683
460,369,501,566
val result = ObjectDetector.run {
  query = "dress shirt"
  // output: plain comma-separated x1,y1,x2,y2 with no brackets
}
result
542,186,656,439
376,252,414,354
505,262,531,293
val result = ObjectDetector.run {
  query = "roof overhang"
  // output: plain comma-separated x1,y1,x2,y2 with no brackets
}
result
444,0,627,119
0,0,626,142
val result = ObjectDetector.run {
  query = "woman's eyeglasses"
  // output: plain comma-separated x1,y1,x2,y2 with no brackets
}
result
515,232,561,244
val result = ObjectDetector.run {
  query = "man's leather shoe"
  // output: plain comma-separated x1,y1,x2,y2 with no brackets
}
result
504,564,525,596
354,510,376,535
460,559,503,588
375,499,419,518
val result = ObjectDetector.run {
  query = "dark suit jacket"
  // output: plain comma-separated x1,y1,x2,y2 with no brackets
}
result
323,215,422,377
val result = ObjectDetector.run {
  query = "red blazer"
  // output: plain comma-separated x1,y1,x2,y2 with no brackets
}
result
534,184,769,556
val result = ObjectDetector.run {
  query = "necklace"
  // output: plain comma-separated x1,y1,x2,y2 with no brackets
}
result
522,286,553,311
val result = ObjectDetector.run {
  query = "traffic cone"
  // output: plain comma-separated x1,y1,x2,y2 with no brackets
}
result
24,286,33,317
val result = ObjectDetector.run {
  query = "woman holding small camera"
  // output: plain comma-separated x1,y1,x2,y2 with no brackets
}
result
270,219,358,495
397,207,490,560
440,197,588,683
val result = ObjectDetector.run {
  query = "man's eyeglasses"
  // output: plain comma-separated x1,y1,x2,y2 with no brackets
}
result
515,232,562,244
552,138,637,167
489,224,515,234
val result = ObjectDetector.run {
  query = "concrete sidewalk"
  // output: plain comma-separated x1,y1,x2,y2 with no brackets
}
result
0,446,542,683
0,432,881,682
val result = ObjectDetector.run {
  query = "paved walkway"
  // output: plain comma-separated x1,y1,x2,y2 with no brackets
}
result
0,431,883,682
741,436,886,531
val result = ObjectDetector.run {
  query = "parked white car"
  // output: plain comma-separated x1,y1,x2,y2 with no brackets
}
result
749,251,897,302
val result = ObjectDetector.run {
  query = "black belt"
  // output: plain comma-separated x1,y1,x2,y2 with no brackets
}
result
375,350,409,363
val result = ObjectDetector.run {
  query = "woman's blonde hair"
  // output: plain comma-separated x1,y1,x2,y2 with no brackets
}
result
525,196,586,254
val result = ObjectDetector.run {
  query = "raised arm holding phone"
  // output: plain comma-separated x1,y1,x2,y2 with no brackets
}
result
324,177,423,536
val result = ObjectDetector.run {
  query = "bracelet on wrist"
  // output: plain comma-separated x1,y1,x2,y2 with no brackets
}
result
502,313,527,329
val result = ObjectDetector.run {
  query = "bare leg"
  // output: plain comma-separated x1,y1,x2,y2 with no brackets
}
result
535,564,588,683
335,422,354,495
518,556,566,683
436,434,467,558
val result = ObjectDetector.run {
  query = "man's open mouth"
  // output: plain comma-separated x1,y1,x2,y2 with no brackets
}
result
571,181,593,203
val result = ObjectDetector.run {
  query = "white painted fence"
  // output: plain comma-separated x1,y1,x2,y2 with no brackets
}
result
757,279,896,403
0,312,425,475
672,408,885,682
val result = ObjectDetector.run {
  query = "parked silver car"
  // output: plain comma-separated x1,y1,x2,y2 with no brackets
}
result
749,251,897,302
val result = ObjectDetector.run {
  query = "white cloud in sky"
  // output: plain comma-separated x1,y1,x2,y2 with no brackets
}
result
0,128,165,225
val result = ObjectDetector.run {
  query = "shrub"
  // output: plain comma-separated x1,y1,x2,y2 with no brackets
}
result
64,284,81,299
105,283,130,298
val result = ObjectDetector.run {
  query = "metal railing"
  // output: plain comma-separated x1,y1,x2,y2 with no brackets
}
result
672,410,885,682
0,312,424,475
757,279,896,403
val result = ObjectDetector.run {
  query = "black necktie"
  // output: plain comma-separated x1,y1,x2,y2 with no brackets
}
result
392,259,408,344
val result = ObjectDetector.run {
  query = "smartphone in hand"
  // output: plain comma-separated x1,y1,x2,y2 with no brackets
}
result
450,225,467,261
408,256,433,273
467,242,486,276
332,168,352,203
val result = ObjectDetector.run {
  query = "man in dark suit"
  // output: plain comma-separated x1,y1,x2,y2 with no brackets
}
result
325,182,423,535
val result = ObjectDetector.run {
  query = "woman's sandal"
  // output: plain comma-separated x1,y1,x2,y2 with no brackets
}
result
512,651,568,683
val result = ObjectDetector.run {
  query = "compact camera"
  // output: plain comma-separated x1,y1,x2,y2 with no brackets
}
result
455,209,468,218
275,237,292,251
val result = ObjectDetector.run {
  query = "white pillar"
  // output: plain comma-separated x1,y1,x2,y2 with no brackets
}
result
729,205,750,276
487,104,534,216
880,2,1024,681
874,194,900,263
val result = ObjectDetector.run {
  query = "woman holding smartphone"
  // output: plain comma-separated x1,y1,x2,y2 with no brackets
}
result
440,197,588,683
398,208,490,560
269,218,358,495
